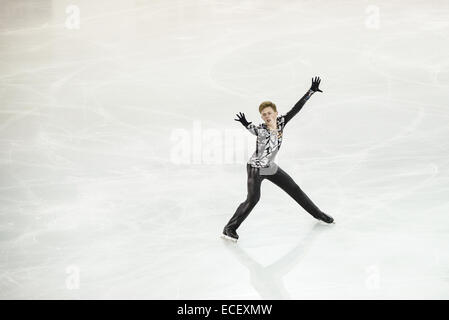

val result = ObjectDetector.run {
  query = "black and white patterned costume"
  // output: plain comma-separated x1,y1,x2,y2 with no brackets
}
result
223,87,333,238
246,116,285,175
246,89,314,175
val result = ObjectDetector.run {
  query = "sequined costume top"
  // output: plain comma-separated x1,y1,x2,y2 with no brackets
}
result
246,89,315,175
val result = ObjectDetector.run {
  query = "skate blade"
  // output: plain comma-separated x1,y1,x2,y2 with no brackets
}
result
220,234,238,242
317,219,335,225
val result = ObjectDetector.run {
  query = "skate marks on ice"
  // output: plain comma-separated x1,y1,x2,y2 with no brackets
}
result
221,223,328,299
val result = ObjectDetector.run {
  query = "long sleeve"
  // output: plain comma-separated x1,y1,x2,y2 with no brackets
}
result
283,89,315,125
246,123,259,136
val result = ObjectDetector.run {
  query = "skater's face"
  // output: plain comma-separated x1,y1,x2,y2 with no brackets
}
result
260,107,278,126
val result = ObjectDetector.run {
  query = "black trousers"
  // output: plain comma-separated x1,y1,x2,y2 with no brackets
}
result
225,163,324,230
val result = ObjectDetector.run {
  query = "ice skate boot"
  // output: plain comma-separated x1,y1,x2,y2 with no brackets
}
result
314,212,335,224
221,228,239,242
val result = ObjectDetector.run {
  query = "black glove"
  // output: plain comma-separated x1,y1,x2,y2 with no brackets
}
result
234,112,252,127
310,76,323,93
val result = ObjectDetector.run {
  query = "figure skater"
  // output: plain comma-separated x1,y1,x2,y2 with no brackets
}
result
222,77,334,242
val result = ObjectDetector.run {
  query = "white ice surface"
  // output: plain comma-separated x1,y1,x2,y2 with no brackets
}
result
1,0,449,299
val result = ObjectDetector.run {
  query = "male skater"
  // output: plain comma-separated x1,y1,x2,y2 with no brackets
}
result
222,77,334,242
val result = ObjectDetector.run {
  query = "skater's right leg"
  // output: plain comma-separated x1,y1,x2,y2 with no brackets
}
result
223,164,264,238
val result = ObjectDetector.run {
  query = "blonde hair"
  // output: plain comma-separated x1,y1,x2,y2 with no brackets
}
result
259,101,277,113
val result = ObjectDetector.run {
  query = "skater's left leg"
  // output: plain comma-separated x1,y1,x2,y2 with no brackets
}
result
265,166,334,223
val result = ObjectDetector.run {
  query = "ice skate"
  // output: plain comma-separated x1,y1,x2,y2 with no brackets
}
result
314,212,335,224
221,228,239,242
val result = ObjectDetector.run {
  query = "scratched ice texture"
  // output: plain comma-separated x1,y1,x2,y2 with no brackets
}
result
0,0,448,299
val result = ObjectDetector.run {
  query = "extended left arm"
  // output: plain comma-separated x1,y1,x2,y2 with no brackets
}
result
283,76,323,125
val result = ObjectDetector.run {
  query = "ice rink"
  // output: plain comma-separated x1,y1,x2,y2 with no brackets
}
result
1,0,449,299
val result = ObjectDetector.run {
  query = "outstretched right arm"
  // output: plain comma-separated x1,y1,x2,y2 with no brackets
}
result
235,112,258,135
